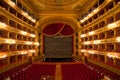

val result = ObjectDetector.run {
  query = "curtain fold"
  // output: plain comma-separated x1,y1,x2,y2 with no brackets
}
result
43,23,74,36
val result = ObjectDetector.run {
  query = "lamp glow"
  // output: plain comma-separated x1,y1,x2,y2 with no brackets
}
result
81,34,86,37
80,20,84,23
107,23,116,29
10,1,15,6
88,31,95,35
5,39,16,44
21,31,27,35
30,50,36,53
0,54,7,59
26,42,32,45
84,42,90,45
21,51,27,54
23,12,28,16
31,34,36,37
116,37,120,42
93,40,101,44
88,13,92,17
34,42,39,46
0,22,7,27
81,50,86,52
32,19,36,23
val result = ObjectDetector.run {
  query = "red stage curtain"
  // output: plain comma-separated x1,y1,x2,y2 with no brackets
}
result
43,23,63,35
43,23,74,36
60,24,74,36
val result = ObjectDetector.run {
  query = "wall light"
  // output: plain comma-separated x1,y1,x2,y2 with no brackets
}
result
0,54,7,59
84,41,90,45
23,12,28,16
116,37,120,42
107,53,118,58
32,19,36,23
29,50,36,53
81,49,86,52
80,20,84,23
21,31,27,35
5,39,16,44
31,34,36,37
26,42,32,45
93,40,101,44
81,34,86,37
88,13,93,17
88,31,95,35
9,0,15,6
21,51,27,54
34,42,39,46
107,23,117,29
0,22,7,28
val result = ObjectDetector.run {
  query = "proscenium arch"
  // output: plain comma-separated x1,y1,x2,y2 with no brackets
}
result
37,16,80,33
37,16,79,55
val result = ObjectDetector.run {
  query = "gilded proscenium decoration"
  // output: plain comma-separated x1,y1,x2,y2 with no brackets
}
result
21,0,92,19
38,0,79,5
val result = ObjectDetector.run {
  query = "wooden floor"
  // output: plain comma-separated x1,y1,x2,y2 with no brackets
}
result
55,63,62,80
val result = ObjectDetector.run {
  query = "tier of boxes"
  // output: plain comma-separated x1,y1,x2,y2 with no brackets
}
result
79,0,120,68
0,0,38,68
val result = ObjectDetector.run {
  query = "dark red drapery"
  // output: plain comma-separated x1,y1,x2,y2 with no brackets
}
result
42,23,74,55
43,23,74,36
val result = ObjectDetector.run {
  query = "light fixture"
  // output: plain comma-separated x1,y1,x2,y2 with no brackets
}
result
88,50,95,54
80,34,86,37
3,54,7,58
93,40,101,44
93,9,98,13
107,52,119,58
32,19,36,23
107,23,117,29
23,12,28,16
5,39,16,44
0,54,7,59
80,8,99,23
84,41,90,45
21,51,27,54
9,0,15,6
88,13,93,17
26,42,32,45
84,17,88,20
88,31,95,35
21,31,27,35
116,37,120,42
31,34,36,37
29,16,32,20
29,50,36,53
80,20,84,23
34,42,39,46
0,22,7,28
81,49,86,52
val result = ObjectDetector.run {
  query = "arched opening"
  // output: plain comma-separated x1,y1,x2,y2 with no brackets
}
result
42,23,74,62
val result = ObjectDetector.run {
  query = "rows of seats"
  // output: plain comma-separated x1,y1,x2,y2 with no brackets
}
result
87,62,120,80
0,62,31,80
61,63,104,80
0,63,56,80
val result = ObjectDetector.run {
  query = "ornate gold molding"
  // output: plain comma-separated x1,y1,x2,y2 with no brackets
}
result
37,16,80,33
38,0,78,6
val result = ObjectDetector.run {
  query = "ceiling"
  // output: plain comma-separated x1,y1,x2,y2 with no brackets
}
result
21,0,93,20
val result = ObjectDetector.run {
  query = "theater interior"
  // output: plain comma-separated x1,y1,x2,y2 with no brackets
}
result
0,0,120,80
